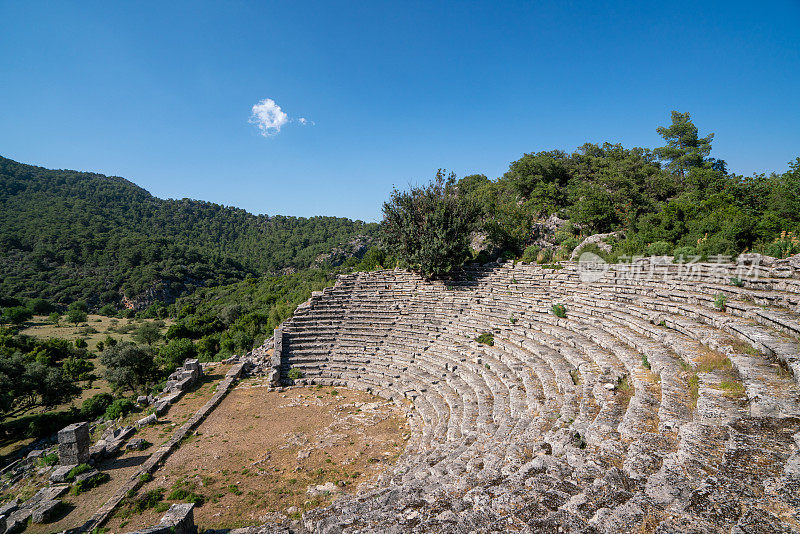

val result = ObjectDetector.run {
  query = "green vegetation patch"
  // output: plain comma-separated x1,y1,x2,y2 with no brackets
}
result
475,333,494,346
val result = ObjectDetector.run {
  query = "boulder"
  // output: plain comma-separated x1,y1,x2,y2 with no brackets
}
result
30,500,61,524
736,253,777,267
137,413,158,428
127,438,149,451
0,500,19,517
571,232,621,260
50,464,77,483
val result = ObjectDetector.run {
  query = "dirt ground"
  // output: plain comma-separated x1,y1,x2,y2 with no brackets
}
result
13,365,230,534
105,381,410,532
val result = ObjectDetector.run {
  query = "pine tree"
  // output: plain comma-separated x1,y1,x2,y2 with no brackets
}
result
655,111,714,179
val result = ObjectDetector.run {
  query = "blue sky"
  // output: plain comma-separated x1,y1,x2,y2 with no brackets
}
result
1,1,798,221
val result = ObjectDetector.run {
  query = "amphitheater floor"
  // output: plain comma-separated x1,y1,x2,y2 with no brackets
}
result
104,381,410,532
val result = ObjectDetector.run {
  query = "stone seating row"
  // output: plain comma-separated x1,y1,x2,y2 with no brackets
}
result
249,261,800,533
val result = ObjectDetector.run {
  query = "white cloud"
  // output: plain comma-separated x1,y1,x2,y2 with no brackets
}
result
298,117,315,126
249,98,289,136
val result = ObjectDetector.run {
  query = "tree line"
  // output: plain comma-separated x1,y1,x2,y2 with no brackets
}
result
380,111,800,276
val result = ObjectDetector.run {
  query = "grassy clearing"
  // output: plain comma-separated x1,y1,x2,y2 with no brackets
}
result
20,314,172,352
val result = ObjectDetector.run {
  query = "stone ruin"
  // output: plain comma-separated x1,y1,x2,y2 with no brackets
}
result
240,255,800,532
127,503,196,534
57,422,89,466
165,358,202,394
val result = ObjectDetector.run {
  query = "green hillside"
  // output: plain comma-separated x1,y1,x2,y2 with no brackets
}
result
0,157,376,308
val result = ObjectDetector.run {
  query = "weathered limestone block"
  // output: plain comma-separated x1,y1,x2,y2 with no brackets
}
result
154,399,171,416
126,503,196,534
0,500,19,517
183,358,202,377
30,500,60,523
57,422,89,466
49,464,77,483
160,503,196,534
137,413,158,428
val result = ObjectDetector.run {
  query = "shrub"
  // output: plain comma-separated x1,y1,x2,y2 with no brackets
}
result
475,333,494,346
140,473,153,483
36,452,59,467
673,246,697,262
520,245,541,263
74,338,88,349
133,322,162,346
380,170,478,277
287,368,303,380
66,463,92,482
104,398,136,420
536,248,553,264
730,277,744,287
131,488,165,513
3,306,33,325
646,241,672,256
98,304,116,317
81,393,114,418
101,342,159,393
167,488,205,506
165,323,192,341
48,312,61,325
158,338,197,373
561,237,579,252
71,472,110,495
714,292,727,311
29,298,56,315
67,309,88,326
551,304,567,318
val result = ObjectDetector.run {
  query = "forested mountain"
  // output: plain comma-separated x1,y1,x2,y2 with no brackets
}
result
0,156,376,308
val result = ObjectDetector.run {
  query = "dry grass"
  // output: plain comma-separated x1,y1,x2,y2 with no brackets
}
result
105,384,409,532
688,373,699,410
776,361,793,379
725,336,763,357
615,375,634,407
21,314,172,352
694,347,733,373
716,380,746,399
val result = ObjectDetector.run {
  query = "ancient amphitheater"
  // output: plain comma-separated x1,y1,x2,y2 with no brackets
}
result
247,256,800,533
